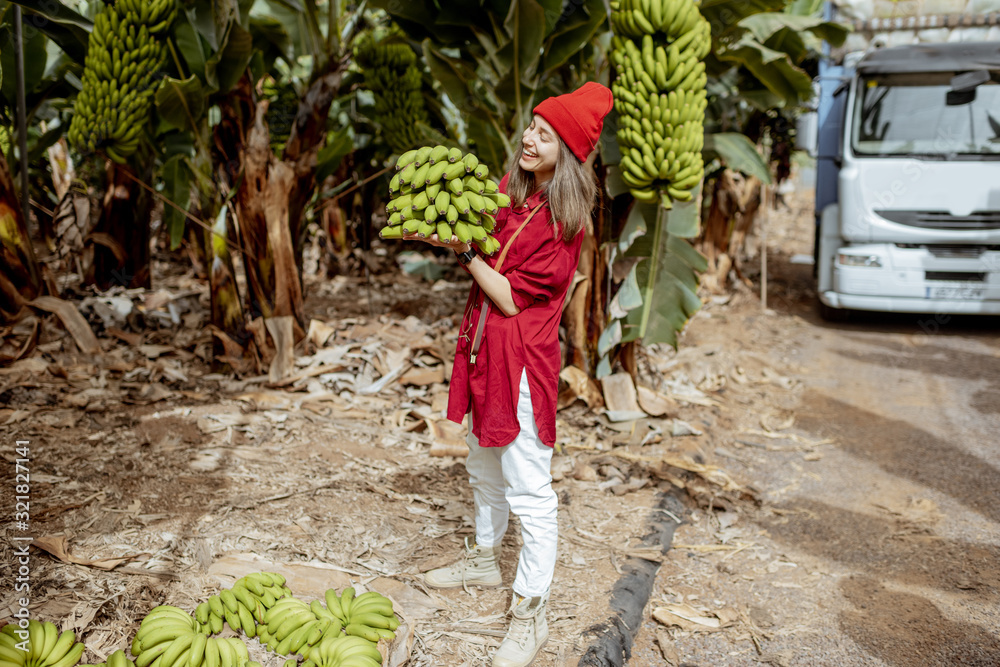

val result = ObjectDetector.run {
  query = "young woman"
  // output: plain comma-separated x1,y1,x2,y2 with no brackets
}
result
404,82,613,667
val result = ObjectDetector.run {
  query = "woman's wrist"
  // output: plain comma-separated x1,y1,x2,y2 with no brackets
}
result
455,245,476,265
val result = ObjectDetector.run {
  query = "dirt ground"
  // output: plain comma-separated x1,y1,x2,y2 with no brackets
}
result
1,178,999,667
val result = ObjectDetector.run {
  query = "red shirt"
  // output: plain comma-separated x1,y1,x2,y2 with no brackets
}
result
447,174,585,447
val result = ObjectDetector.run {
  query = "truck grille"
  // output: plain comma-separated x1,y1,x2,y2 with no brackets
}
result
876,210,1000,230
925,271,986,282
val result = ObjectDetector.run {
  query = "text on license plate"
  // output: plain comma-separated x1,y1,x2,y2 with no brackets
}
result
926,285,985,300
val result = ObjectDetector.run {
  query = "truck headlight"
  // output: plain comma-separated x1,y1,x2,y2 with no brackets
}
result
837,253,882,268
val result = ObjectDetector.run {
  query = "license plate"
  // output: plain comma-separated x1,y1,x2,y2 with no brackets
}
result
926,285,985,300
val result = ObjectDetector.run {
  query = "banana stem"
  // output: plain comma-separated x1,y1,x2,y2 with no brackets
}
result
637,202,666,339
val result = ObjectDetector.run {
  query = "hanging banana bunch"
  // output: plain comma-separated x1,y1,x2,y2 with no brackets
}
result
67,0,177,164
354,32,433,154
609,0,711,205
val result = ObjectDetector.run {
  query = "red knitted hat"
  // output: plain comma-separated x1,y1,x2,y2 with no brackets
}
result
533,82,614,162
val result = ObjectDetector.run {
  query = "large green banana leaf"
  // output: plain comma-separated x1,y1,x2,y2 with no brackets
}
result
597,196,707,375
6,0,90,62
374,0,607,164
704,133,772,183
702,0,847,108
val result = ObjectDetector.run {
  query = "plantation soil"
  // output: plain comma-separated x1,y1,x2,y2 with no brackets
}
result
1,183,999,666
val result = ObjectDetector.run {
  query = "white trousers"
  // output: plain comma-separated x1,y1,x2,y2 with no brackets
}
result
466,368,558,598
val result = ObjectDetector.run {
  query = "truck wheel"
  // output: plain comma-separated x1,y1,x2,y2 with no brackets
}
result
818,299,851,322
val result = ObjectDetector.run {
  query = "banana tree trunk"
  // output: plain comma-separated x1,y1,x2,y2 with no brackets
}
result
0,151,41,319
283,69,344,266
207,205,248,371
563,174,612,375
216,75,276,322
218,69,345,330
85,161,151,290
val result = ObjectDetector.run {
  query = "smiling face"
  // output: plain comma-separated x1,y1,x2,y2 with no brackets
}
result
518,115,560,185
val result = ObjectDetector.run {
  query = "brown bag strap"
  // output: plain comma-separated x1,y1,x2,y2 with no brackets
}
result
470,202,546,364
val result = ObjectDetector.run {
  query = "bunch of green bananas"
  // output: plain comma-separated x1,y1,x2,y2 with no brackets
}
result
609,0,711,204
195,572,291,638
130,607,253,667
129,606,196,667
0,620,85,667
78,648,136,667
257,597,339,657
381,145,511,256
67,0,176,164
322,588,397,645
302,636,383,667
354,33,432,153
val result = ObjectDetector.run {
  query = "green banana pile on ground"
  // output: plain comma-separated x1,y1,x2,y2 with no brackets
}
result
2,573,396,667
257,587,398,660
131,604,262,667
302,636,383,667
381,145,511,255
79,648,135,667
67,0,176,163
257,597,340,655
323,588,398,645
129,605,199,667
354,33,432,153
609,0,711,205
0,620,85,667
195,572,291,637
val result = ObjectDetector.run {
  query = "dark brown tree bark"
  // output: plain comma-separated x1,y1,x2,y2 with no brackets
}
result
0,151,40,320
85,161,152,290
283,68,344,263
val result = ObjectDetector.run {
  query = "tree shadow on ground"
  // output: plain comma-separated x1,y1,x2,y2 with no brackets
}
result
758,498,1000,604
839,575,1000,667
796,390,1000,524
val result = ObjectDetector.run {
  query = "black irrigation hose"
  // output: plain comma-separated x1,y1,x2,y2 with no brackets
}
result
578,491,686,666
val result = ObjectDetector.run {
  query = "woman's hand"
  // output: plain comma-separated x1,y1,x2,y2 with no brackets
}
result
401,230,471,253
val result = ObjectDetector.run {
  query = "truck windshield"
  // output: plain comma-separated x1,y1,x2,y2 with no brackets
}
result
851,74,1000,158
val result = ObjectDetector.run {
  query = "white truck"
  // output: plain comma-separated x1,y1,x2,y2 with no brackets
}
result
810,1,1000,318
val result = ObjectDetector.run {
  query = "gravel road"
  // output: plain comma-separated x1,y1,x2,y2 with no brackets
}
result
627,233,1000,666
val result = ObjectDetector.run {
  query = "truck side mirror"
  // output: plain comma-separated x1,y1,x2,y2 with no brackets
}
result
950,70,990,92
946,90,976,106
796,111,819,157
947,70,989,105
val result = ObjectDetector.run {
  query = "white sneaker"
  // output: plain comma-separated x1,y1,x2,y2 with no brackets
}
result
493,593,548,667
423,537,503,589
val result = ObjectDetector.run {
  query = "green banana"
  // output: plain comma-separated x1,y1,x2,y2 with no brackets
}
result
323,591,345,624
436,222,454,241
410,162,431,189
451,193,471,215
434,191,451,217
188,635,207,667
425,161,449,185
342,625,380,644
395,149,419,169
428,145,449,164
236,605,255,639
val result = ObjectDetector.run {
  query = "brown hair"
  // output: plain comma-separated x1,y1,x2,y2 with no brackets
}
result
503,139,598,242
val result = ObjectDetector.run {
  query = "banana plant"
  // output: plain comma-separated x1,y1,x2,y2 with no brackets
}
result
0,0,91,301
693,0,847,292
371,0,608,169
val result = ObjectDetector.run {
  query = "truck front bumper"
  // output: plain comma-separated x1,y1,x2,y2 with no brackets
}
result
821,243,1000,315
